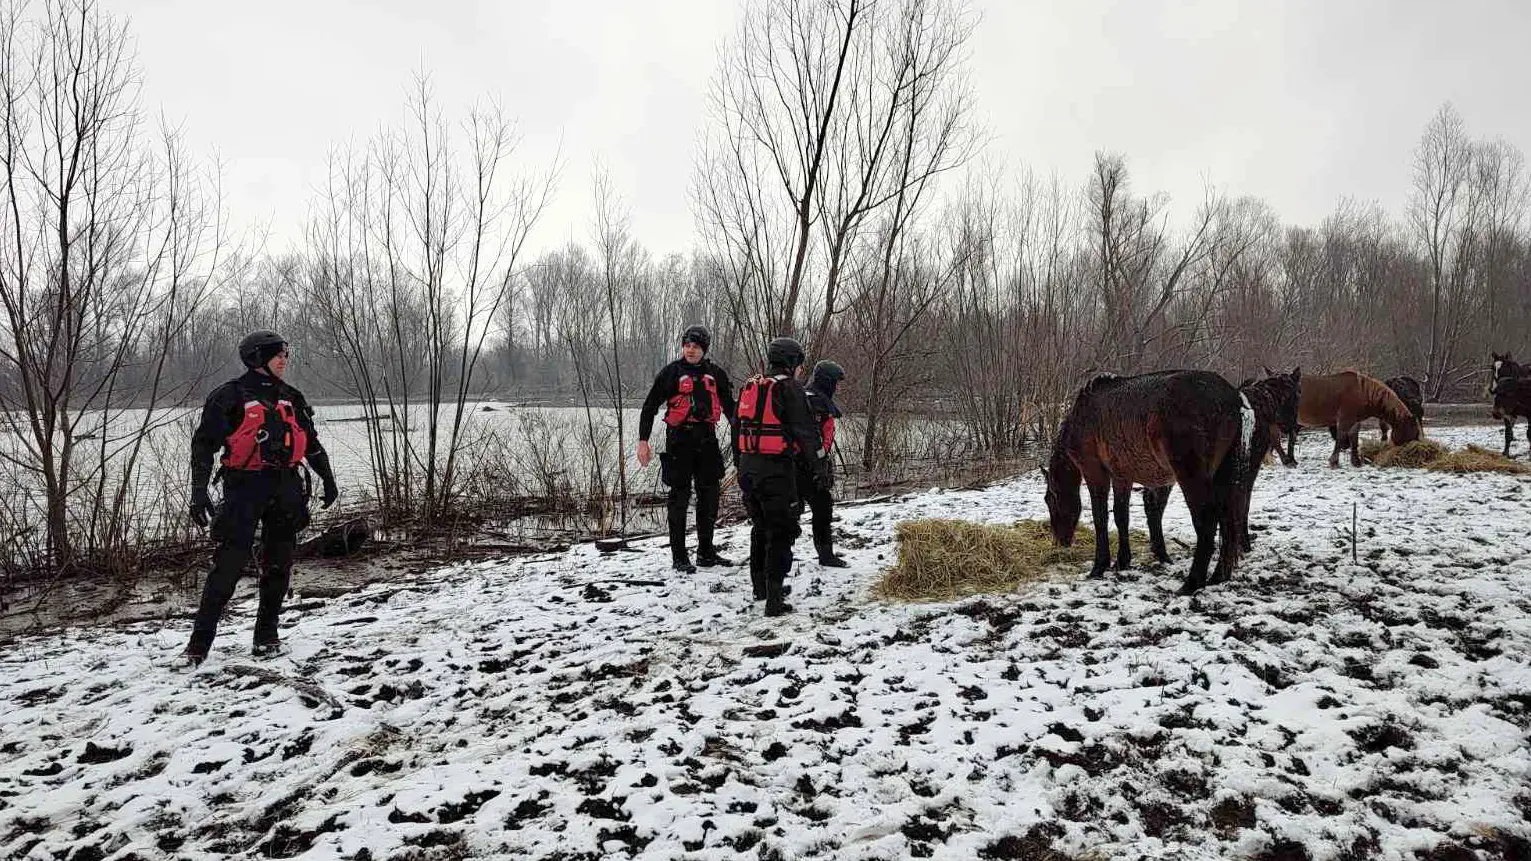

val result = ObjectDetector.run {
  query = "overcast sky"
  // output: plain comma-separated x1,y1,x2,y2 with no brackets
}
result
117,0,1531,255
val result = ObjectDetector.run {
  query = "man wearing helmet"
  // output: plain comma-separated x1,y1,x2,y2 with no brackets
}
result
734,336,828,616
637,324,737,573
183,330,340,666
800,359,848,567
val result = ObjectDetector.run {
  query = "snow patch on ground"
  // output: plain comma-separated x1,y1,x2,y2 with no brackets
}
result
2,427,1530,860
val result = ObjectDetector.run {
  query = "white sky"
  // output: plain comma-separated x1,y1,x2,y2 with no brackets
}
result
117,0,1531,255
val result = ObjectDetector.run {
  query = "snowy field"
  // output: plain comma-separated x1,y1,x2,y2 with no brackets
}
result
2,426,1529,860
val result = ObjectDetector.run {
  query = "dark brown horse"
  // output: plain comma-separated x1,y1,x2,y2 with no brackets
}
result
1492,375,1530,457
1236,369,1301,551
1490,353,1530,456
1044,371,1247,595
1282,371,1421,468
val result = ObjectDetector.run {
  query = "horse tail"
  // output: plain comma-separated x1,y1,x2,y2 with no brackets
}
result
1213,409,1248,582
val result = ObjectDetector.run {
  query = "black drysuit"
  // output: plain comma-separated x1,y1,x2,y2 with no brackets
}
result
638,358,737,562
187,370,335,655
797,382,841,558
735,369,825,612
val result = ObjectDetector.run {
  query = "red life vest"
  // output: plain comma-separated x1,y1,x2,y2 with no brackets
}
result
222,390,309,470
664,370,722,428
820,414,835,453
737,374,794,456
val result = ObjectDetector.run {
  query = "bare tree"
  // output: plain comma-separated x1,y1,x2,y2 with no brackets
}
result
695,0,978,347
304,76,556,526
0,0,234,577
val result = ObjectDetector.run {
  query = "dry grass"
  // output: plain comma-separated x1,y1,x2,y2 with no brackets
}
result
873,518,1150,603
1358,438,1527,474
1361,438,1448,467
1425,444,1531,475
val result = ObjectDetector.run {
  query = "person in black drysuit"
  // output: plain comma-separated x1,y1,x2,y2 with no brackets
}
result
798,359,848,567
735,337,828,617
183,330,339,665
637,325,737,572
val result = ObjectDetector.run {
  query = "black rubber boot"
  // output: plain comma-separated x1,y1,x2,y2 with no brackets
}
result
815,542,848,568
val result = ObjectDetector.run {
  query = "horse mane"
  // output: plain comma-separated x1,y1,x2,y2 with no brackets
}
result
1354,371,1415,426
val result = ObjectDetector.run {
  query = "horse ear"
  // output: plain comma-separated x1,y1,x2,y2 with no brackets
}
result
1292,366,1301,380
1263,365,1276,377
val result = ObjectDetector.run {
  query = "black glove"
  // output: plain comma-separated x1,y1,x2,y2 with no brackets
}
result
321,478,339,509
189,486,215,528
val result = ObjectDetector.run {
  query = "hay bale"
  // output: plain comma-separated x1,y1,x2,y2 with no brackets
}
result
1424,445,1531,475
873,518,1150,603
1368,438,1447,468
1358,438,1526,473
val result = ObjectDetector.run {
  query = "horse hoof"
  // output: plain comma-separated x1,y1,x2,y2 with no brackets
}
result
1176,581,1203,596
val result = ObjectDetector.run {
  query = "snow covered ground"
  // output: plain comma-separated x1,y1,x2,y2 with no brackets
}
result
3,426,1530,861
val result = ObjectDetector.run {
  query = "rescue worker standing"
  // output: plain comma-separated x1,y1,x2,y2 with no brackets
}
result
637,325,736,573
184,330,339,665
800,360,848,567
735,337,827,616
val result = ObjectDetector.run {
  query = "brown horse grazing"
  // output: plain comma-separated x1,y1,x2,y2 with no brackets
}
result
1326,374,1426,449
1283,371,1421,468
1236,369,1301,552
1044,371,1248,596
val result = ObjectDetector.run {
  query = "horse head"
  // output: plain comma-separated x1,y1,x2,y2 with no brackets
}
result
1041,456,1082,548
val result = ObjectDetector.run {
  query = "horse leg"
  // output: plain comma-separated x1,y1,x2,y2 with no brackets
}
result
1284,428,1298,467
1327,423,1347,468
1143,486,1172,564
1087,481,1111,579
1378,419,1391,444
1111,481,1133,570
1348,425,1364,467
1506,417,1515,458
1174,479,1218,596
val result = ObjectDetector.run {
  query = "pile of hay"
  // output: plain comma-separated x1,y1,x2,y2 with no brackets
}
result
1360,438,1447,467
1358,438,1528,474
1426,444,1531,475
873,518,1149,603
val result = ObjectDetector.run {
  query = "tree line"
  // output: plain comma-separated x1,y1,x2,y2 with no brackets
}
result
2,0,1527,580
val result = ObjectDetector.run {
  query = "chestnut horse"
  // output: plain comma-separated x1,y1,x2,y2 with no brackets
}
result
1324,374,1425,451
1044,371,1248,596
1282,371,1420,468
1236,369,1302,551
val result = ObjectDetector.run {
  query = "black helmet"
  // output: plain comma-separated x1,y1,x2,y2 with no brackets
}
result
811,360,845,382
766,336,805,370
680,324,711,353
238,329,287,369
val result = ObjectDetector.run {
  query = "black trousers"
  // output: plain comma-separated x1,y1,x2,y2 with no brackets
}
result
189,469,309,653
661,423,724,558
795,461,834,550
740,454,801,600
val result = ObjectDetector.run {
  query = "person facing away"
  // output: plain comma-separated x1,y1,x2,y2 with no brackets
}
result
799,359,847,567
183,330,339,666
734,336,827,617
636,324,737,572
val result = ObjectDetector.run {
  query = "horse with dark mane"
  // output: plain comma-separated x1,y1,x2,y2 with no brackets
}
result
1236,369,1301,551
1282,371,1420,468
1490,353,1530,456
1044,370,1248,595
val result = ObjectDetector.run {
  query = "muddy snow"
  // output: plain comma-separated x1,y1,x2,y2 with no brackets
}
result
3,426,1530,860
